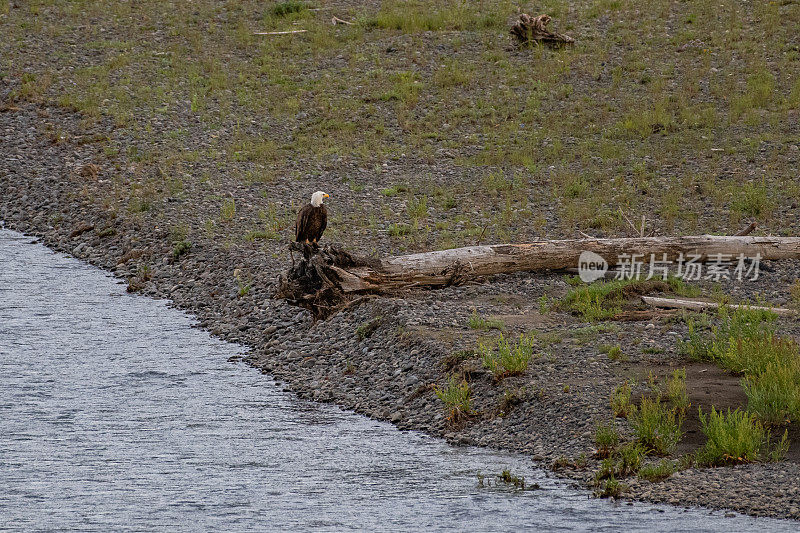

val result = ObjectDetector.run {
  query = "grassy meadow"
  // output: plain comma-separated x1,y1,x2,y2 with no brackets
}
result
2,0,799,254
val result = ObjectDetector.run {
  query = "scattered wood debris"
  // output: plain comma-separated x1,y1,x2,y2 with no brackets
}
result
510,14,574,47
641,296,796,316
253,30,307,35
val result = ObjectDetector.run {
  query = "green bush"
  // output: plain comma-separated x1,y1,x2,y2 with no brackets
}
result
594,476,625,499
696,407,767,466
479,333,534,378
743,359,800,425
270,1,305,17
611,381,633,418
666,368,689,411
629,395,683,456
172,239,192,258
594,422,620,458
681,306,777,369
616,442,645,476
434,376,472,422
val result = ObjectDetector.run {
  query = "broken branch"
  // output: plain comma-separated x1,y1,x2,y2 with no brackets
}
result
641,296,795,316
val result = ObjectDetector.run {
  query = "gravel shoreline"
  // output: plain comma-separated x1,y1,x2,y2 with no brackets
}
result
2,102,799,521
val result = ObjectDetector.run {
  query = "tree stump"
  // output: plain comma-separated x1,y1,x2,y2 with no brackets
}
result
510,14,574,47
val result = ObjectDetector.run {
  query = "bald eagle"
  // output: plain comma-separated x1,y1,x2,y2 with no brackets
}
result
295,191,329,244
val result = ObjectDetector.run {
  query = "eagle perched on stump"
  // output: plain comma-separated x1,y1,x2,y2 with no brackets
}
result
295,191,329,244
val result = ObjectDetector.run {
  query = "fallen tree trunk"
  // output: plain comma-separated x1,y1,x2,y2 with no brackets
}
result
641,296,796,316
276,236,800,316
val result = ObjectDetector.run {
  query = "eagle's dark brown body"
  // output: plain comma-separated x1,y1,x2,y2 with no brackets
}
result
295,203,327,243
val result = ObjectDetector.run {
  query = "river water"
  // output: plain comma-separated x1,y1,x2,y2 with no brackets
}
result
0,228,794,532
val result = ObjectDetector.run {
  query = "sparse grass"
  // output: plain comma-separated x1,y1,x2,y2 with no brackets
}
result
498,388,522,416
270,1,306,17
790,280,800,308
441,349,475,372
498,469,527,490
730,181,773,219
638,460,676,482
594,476,625,499
600,343,625,361
467,311,504,331
356,317,383,340
434,376,472,423
681,305,778,372
366,0,512,32
479,333,534,379
221,198,236,221
559,278,675,322
559,279,626,321
381,185,408,197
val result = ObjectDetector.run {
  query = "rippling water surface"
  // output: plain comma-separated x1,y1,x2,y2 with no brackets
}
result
0,228,794,532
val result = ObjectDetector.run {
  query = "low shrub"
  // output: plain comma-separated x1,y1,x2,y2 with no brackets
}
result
468,311,505,331
743,360,800,425
434,376,472,423
666,368,689,412
594,422,620,458
479,333,534,379
611,381,633,418
629,394,683,456
696,407,788,465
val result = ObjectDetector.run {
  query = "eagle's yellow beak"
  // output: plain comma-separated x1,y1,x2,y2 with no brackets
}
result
324,193,330,198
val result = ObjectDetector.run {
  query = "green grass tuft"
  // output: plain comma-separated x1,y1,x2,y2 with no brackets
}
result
468,311,504,331
435,376,472,423
479,333,534,379
611,381,633,418
696,407,770,466
270,1,306,17
594,421,620,458
743,359,800,425
638,459,676,482
629,394,683,456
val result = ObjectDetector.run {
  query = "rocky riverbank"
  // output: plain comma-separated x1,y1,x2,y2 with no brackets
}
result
2,101,800,520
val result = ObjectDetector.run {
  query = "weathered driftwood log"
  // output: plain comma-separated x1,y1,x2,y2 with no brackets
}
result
641,296,796,316
276,236,800,315
510,14,574,46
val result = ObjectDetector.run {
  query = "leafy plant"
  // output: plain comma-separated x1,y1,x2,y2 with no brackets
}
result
743,359,800,425
594,422,620,458
172,239,192,258
479,333,534,379
696,407,767,466
435,376,472,423
594,476,625,499
629,394,683,456
611,381,633,418
666,368,689,412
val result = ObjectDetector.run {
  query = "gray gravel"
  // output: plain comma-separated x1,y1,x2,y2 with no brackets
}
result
1,101,799,521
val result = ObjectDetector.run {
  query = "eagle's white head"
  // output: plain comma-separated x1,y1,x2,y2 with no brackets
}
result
311,191,329,207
